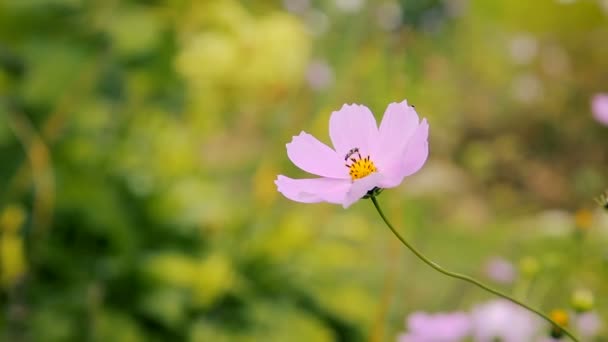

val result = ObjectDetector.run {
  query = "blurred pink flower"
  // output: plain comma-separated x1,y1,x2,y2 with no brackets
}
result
397,311,471,342
470,300,542,342
576,312,601,339
592,93,608,126
305,60,334,91
484,257,516,284
276,101,429,208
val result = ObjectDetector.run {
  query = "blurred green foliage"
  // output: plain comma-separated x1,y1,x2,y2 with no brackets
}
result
0,0,607,341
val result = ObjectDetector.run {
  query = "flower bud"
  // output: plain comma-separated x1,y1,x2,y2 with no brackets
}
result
549,309,569,339
571,289,594,312
519,256,540,278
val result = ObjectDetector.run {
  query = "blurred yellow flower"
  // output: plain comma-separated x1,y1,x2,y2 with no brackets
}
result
549,309,570,339
174,0,311,118
179,0,253,39
0,204,26,233
0,204,27,288
175,32,240,86
104,7,164,57
318,286,375,325
1,234,26,288
238,13,310,90
253,160,279,208
550,309,569,327
519,256,540,278
192,253,236,308
264,214,315,259
571,289,594,312
145,252,198,288
145,252,237,309
574,208,593,231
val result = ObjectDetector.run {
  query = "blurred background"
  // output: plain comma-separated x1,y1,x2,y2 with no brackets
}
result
0,0,607,341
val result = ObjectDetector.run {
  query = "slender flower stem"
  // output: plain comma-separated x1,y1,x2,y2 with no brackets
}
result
370,196,579,342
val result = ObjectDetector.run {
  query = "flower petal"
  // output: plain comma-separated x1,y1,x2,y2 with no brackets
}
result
400,119,429,177
329,104,378,157
592,93,608,126
286,131,349,178
372,100,420,168
379,119,429,188
342,173,383,208
275,175,350,204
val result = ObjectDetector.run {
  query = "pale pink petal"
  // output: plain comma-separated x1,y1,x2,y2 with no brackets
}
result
342,173,383,208
577,312,601,338
286,131,349,178
400,119,429,177
471,300,541,342
275,175,350,204
372,100,419,167
405,311,471,341
592,93,608,126
378,119,429,188
329,104,378,158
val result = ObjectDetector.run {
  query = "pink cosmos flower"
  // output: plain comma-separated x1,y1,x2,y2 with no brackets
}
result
397,311,471,342
470,299,542,342
592,93,608,126
275,101,429,208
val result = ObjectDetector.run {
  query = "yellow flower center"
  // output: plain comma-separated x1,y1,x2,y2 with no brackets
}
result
549,309,569,327
344,148,377,180
574,209,593,231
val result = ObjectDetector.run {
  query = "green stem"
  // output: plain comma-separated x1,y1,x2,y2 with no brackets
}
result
369,196,579,342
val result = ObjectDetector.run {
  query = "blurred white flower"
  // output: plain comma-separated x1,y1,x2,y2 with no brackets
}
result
304,10,330,37
540,44,570,76
443,0,468,17
470,300,542,342
595,206,608,237
509,34,538,65
535,209,573,237
305,59,334,91
283,0,311,14
511,74,543,104
376,2,402,31
402,161,470,196
334,0,365,13
601,0,608,13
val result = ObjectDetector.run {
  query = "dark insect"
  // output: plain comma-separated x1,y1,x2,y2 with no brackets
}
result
344,147,361,161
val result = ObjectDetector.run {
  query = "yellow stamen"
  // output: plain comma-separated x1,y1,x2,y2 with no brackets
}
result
346,155,377,180
549,309,569,327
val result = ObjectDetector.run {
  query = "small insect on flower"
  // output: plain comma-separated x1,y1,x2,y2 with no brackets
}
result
344,147,360,161
275,100,429,208
594,190,608,210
